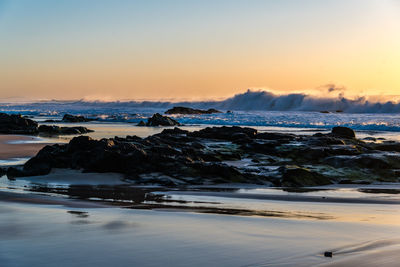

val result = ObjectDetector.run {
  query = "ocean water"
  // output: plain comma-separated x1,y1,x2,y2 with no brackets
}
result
3,101,400,142
2,101,400,130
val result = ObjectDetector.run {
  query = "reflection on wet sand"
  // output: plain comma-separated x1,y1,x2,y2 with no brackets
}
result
1,180,396,225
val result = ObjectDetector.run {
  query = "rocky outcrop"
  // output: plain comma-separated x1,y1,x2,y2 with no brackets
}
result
0,113,38,134
165,106,221,115
138,113,180,126
38,125,94,135
0,112,94,136
7,125,400,186
62,114,95,123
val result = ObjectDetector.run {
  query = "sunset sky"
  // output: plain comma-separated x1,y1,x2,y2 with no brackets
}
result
0,0,399,100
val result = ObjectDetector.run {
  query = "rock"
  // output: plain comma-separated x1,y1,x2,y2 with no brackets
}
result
11,125,400,187
320,110,330,113
0,167,5,177
189,162,247,183
338,179,371,185
125,135,143,142
137,120,146,126
38,125,94,135
0,113,38,134
324,251,333,258
331,126,355,139
372,143,400,152
62,114,94,123
323,154,393,169
165,106,221,115
146,113,180,126
280,166,332,187
189,126,257,141
160,127,189,135
309,136,346,146
255,132,296,142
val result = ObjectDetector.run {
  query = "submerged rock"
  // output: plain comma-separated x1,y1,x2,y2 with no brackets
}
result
165,106,221,115
0,113,38,134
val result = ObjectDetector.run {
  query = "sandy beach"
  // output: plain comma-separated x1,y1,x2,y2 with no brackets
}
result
0,135,51,160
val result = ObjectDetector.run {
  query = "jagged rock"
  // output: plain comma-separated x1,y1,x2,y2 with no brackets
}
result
280,166,332,187
38,125,94,135
165,106,221,115
145,113,180,126
331,126,356,139
137,120,146,126
0,113,38,134
62,114,94,123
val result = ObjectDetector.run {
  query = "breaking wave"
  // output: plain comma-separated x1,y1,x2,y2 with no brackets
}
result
2,89,400,113
2,90,400,132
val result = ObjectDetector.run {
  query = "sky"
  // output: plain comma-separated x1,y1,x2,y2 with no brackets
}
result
0,0,399,101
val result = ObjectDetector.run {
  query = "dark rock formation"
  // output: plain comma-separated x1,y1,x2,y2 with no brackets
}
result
0,113,38,134
331,126,356,139
140,113,180,126
7,125,400,186
189,126,257,141
38,125,94,135
62,114,95,123
165,106,221,115
0,113,94,136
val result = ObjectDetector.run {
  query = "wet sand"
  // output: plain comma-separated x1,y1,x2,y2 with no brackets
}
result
0,191,107,208
0,190,400,267
0,135,51,160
